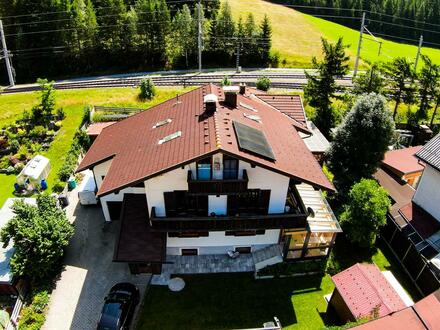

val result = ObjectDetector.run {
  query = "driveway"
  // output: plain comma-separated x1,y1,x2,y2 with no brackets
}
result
43,192,151,330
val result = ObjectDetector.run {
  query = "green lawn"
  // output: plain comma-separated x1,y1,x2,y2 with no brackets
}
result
137,238,420,330
138,273,335,330
0,87,193,207
228,0,440,68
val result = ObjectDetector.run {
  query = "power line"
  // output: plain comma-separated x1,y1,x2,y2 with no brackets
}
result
0,0,217,21
367,18,440,36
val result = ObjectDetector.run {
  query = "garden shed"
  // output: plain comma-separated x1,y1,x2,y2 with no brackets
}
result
16,155,51,186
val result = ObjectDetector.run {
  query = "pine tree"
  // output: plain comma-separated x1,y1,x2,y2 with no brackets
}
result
352,64,385,95
258,15,272,65
169,5,195,68
213,1,235,59
244,13,258,63
153,0,171,62
304,37,350,138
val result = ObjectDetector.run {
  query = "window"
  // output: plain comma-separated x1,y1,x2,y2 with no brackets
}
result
197,157,212,180
223,155,238,179
169,232,209,238
164,191,208,217
181,249,198,256
158,131,181,145
152,118,172,128
235,247,251,254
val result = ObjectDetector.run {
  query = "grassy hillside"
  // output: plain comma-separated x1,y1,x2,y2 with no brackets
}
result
228,0,440,68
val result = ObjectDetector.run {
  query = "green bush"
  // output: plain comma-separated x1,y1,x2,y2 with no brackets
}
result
19,307,45,330
56,108,65,120
221,76,232,86
31,291,49,313
256,76,271,91
139,78,156,100
9,139,20,153
29,126,47,138
52,180,66,193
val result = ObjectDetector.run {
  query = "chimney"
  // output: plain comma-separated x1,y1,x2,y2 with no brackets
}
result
203,94,218,114
223,86,240,108
239,83,246,95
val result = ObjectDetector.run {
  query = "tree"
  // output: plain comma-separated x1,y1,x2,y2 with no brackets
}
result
258,15,272,64
383,57,417,120
139,78,156,100
31,79,56,124
169,5,195,68
304,37,350,138
417,55,440,121
352,63,385,95
256,76,271,91
1,195,74,282
209,1,235,60
327,93,395,194
340,179,391,247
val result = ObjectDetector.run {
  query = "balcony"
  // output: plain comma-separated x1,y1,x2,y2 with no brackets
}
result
149,207,307,232
187,170,248,194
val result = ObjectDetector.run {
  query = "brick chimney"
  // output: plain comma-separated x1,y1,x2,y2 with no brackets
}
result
223,86,240,108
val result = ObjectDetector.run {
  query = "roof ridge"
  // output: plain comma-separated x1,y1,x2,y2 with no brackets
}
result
358,264,396,314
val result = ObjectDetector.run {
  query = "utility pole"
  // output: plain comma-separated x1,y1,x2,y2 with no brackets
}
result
236,39,241,73
0,20,14,87
197,0,203,73
414,35,423,71
353,12,366,78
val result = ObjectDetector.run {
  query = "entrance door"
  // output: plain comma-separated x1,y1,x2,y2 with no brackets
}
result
107,201,123,221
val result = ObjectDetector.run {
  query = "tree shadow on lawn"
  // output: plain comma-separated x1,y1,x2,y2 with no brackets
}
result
138,273,326,330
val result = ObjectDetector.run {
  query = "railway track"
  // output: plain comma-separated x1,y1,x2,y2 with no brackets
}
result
2,72,353,94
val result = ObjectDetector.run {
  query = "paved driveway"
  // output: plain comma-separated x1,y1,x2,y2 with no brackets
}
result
43,193,151,330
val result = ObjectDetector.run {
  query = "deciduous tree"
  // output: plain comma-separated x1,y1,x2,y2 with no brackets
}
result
340,179,390,247
1,195,74,282
327,93,395,194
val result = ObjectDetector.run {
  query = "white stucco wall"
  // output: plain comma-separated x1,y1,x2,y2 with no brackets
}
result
144,163,196,217
413,164,440,221
167,229,281,255
92,160,112,190
239,161,290,214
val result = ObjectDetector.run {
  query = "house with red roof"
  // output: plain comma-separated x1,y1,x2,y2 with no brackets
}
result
329,263,409,323
381,146,425,188
375,135,440,296
76,84,341,274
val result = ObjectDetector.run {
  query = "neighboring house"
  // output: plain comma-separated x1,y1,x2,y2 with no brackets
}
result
77,84,341,274
381,146,424,188
375,134,440,296
329,263,410,323
351,289,440,330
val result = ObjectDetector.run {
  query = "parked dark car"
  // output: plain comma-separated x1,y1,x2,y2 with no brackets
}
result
97,283,140,330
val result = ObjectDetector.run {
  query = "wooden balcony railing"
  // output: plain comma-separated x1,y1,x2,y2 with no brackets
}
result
187,170,248,194
149,207,307,232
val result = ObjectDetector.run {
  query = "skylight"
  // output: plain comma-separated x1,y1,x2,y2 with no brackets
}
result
243,113,262,123
240,102,258,112
158,131,181,145
153,118,172,129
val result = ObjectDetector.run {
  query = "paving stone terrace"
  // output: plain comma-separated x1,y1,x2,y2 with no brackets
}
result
164,254,256,274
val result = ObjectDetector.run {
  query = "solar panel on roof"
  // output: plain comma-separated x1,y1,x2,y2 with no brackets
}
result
233,121,276,160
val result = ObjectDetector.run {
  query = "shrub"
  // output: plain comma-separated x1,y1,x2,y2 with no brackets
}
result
340,179,391,248
0,138,8,150
29,126,47,138
16,145,29,161
19,307,45,330
9,139,20,153
31,291,50,313
256,76,271,91
221,76,232,86
56,108,65,120
139,78,156,100
52,180,66,193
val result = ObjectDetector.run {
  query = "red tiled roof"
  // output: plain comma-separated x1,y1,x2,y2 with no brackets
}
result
399,202,440,239
254,94,306,123
352,289,440,330
382,146,425,177
86,122,116,136
77,84,334,196
332,263,407,320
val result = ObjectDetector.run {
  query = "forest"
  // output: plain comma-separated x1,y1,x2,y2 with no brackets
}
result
270,0,440,47
0,0,273,83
